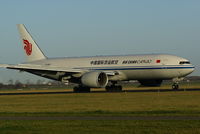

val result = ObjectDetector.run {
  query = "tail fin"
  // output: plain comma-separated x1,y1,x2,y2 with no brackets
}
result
17,24,47,62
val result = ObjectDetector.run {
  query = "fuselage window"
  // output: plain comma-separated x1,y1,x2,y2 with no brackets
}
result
179,61,190,65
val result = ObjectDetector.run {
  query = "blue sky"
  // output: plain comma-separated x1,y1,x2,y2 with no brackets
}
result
0,0,199,83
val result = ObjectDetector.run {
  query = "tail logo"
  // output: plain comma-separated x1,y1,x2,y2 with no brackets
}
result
23,39,32,56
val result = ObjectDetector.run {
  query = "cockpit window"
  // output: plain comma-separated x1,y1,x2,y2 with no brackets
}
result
179,61,190,64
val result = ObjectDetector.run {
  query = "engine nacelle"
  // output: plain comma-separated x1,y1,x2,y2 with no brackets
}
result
81,72,108,88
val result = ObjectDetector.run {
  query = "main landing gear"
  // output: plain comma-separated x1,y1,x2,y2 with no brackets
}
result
105,81,123,92
73,85,90,93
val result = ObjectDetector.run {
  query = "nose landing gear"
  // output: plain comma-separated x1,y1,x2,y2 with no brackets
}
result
172,83,179,90
172,77,184,90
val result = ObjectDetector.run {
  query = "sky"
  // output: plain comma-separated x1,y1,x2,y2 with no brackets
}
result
0,0,199,83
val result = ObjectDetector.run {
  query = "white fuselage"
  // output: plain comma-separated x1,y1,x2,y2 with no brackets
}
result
29,54,194,81
1,24,195,90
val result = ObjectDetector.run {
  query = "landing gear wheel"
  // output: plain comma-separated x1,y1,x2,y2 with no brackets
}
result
172,84,179,90
73,86,90,93
105,85,122,92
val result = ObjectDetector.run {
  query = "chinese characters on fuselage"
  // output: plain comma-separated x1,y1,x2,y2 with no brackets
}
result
90,60,119,65
90,59,152,65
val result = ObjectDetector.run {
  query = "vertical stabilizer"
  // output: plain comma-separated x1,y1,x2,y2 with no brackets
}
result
17,24,46,62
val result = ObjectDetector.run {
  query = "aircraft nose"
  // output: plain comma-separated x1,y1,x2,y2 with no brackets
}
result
191,65,195,72
187,65,195,75
179,65,195,77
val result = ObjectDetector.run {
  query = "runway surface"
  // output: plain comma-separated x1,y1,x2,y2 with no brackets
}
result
0,116,200,120
0,88,200,96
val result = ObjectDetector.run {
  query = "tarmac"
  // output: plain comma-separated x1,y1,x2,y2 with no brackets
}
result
0,88,200,96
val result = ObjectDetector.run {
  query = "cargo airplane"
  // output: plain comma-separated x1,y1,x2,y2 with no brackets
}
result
0,24,195,92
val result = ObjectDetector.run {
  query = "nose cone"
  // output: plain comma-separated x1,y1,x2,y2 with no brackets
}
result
182,65,195,77
176,56,195,76
189,65,195,74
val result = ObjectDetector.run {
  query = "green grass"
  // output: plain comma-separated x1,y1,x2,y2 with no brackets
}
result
0,91,200,133
1,91,200,114
0,120,200,134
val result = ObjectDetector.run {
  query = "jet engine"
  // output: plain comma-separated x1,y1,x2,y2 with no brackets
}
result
81,71,108,88
138,79,163,87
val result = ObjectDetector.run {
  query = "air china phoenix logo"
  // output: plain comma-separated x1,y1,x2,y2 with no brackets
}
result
23,39,32,56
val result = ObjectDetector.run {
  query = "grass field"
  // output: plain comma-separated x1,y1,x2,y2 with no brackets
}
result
0,89,200,133
0,91,200,114
1,120,200,134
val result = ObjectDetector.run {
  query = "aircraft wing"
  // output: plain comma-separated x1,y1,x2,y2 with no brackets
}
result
0,64,83,73
0,64,119,80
